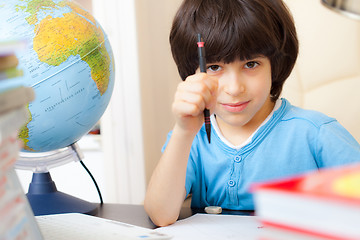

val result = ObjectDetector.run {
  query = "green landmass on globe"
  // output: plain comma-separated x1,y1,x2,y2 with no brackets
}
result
0,0,115,153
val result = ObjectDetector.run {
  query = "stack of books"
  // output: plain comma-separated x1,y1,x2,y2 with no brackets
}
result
252,163,360,240
0,41,39,239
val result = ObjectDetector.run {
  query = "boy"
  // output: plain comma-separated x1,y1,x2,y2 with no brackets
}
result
144,0,360,226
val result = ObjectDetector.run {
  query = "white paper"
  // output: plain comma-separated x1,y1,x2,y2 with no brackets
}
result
156,214,265,240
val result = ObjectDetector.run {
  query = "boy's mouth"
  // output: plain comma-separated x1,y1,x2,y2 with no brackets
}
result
221,101,250,113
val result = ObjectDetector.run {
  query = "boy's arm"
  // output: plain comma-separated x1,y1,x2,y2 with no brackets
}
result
144,124,194,227
144,73,218,226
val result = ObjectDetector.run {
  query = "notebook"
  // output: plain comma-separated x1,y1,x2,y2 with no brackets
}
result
35,213,172,240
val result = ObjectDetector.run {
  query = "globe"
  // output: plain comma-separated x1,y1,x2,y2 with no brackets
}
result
0,0,115,215
0,0,115,157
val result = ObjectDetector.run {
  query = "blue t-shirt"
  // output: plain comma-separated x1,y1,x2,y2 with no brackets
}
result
162,99,360,210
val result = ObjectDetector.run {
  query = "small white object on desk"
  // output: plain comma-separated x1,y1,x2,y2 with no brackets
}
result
204,206,222,214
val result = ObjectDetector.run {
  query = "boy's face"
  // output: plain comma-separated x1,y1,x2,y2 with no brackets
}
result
206,56,274,131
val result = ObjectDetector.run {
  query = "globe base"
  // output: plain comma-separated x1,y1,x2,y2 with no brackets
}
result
26,172,98,216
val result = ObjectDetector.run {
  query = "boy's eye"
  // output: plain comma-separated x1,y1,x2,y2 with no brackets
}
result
244,61,259,69
207,65,222,72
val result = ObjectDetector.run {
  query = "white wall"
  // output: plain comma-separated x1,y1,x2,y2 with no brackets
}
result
87,0,183,203
135,0,182,184
92,0,146,204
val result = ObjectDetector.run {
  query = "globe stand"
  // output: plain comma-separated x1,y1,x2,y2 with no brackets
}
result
17,143,99,216
26,171,98,216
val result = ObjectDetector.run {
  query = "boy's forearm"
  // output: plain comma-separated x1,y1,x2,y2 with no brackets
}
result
144,125,195,226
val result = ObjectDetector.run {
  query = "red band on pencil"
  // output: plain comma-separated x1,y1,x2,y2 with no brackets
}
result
197,41,204,48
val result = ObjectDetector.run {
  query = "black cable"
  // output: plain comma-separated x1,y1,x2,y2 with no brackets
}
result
79,160,103,205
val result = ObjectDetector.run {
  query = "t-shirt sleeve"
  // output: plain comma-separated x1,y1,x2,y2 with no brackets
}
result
315,121,360,167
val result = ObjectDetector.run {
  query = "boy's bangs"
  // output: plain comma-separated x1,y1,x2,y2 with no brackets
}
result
203,9,277,64
197,0,281,63
206,28,276,64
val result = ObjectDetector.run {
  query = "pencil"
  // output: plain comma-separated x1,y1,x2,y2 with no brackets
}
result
197,33,211,144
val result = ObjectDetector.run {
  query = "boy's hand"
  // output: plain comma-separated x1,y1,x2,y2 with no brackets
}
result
172,72,218,135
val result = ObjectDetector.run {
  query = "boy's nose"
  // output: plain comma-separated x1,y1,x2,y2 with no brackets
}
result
223,71,245,96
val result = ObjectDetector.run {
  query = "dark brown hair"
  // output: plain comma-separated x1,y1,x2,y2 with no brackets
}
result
169,0,298,101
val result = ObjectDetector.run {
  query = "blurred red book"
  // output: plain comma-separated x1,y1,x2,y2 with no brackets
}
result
252,163,360,240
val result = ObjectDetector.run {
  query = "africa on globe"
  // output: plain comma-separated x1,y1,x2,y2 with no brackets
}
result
0,0,115,153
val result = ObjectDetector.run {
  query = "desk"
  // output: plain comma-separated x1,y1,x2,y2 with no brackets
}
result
95,203,254,229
